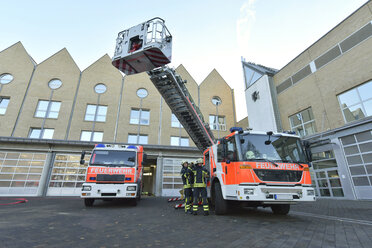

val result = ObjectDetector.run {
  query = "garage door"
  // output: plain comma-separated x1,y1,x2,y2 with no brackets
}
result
46,153,90,196
340,131,372,199
0,151,47,196
161,158,184,196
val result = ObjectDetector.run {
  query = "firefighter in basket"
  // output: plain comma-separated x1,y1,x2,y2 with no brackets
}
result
191,158,210,216
180,161,193,213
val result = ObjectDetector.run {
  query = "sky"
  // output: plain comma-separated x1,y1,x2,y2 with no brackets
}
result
0,0,368,121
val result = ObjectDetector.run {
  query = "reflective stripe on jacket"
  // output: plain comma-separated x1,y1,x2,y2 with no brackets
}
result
191,166,209,188
181,167,193,188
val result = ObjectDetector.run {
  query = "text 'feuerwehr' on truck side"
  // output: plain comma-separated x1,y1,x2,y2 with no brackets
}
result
80,144,146,207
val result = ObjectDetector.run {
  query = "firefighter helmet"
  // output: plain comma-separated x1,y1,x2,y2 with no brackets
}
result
196,158,203,164
181,160,188,165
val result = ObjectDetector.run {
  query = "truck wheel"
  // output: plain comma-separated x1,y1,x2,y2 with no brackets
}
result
84,198,94,207
271,204,290,215
214,181,228,215
137,184,142,201
129,198,138,206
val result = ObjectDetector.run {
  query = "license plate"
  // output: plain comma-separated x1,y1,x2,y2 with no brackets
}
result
274,194,292,200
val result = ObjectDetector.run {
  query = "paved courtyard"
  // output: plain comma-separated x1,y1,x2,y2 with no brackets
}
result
1,197,372,248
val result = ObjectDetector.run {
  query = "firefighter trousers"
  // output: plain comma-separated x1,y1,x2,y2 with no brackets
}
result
184,188,193,212
193,187,209,213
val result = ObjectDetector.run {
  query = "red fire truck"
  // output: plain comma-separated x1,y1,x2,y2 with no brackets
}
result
80,144,145,207
204,128,315,215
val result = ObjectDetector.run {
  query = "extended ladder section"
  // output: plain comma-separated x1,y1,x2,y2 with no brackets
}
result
148,67,215,151
112,18,215,151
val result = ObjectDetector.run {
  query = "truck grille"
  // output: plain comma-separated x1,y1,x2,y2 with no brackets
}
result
96,174,125,182
253,169,302,182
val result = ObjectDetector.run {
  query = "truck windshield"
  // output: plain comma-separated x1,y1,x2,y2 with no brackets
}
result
90,150,136,167
239,134,307,163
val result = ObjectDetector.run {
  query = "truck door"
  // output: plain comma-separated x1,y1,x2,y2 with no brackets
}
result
218,137,238,185
204,151,211,186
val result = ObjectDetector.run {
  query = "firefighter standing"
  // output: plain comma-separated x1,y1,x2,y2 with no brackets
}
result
192,158,210,215
181,161,193,214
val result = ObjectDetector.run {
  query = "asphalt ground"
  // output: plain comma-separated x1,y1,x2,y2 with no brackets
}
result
1,197,372,248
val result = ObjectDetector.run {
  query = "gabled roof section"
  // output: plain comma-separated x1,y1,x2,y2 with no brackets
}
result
200,68,232,90
37,48,81,72
242,61,278,76
83,54,122,76
175,64,198,86
0,41,36,66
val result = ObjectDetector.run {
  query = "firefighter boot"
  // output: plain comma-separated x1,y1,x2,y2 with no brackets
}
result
203,204,209,216
192,204,198,215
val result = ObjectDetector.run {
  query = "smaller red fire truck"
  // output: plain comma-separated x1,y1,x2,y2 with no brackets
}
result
80,144,146,207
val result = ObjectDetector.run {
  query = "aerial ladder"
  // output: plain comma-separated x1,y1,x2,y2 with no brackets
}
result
112,18,215,151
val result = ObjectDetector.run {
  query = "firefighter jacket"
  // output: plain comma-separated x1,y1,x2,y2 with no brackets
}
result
181,167,194,189
191,166,210,188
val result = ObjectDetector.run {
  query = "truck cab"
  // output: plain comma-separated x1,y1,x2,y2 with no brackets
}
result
206,128,315,215
80,144,145,207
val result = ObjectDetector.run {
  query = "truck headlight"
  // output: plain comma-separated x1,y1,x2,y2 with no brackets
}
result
127,186,136,191
307,189,315,196
82,186,91,191
244,188,254,195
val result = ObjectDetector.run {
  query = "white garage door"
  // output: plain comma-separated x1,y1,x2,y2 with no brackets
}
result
46,153,90,196
161,158,185,196
0,151,47,196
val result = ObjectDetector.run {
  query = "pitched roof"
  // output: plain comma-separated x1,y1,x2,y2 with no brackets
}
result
242,61,278,76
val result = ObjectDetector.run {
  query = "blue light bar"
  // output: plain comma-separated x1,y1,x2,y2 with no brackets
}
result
230,127,243,133
127,145,137,150
95,144,105,148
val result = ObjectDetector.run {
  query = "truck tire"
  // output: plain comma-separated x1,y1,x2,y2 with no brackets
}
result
84,198,94,207
214,181,228,215
129,198,138,206
271,204,290,215
137,183,142,202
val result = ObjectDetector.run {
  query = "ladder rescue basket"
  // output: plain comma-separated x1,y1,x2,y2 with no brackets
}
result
112,17,172,75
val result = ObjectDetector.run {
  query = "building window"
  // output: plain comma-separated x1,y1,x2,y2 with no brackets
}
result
170,136,189,146
84,105,107,122
128,134,148,144
289,108,317,137
136,88,148,98
0,97,10,115
80,131,103,142
338,80,372,123
29,128,54,139
171,113,183,128
212,96,222,106
209,115,226,131
130,109,150,125
35,100,61,119
0,73,14,85
48,79,62,90
243,66,262,89
94,84,107,94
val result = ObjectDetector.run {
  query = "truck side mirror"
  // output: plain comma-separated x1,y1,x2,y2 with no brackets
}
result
80,151,86,165
302,140,313,163
265,131,273,145
220,139,228,159
142,153,147,165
